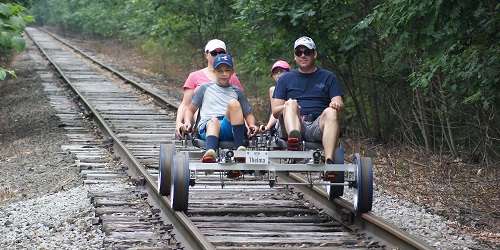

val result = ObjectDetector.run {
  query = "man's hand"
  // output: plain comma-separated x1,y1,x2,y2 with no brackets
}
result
329,96,344,111
247,124,258,137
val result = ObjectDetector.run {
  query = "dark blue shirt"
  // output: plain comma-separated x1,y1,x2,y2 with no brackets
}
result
273,68,343,116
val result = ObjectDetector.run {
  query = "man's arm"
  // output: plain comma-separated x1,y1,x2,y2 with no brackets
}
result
176,89,194,136
329,96,344,111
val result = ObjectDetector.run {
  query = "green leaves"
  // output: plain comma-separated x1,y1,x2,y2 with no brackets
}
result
0,4,11,17
0,66,15,80
0,3,32,80
0,68,6,80
11,35,25,52
28,0,499,161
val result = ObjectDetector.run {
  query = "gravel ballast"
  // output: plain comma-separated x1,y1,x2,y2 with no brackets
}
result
372,191,480,249
0,39,105,249
0,185,104,249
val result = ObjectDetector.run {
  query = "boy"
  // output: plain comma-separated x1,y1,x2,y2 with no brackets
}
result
183,54,258,163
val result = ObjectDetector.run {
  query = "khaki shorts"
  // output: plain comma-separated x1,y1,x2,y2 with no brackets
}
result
276,115,322,142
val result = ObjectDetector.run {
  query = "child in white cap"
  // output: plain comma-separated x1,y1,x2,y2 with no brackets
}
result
183,54,257,163
176,39,243,138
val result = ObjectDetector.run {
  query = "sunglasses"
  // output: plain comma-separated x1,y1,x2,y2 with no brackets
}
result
294,48,315,57
209,50,226,57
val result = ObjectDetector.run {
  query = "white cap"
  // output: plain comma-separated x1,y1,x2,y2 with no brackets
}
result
204,39,226,52
294,36,316,49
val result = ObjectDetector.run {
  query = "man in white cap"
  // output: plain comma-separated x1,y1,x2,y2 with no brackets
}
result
271,36,344,163
176,39,243,137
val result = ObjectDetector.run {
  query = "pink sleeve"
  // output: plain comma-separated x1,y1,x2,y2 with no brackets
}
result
230,74,244,91
183,72,197,89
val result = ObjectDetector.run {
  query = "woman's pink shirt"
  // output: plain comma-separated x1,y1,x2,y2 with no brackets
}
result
183,69,243,91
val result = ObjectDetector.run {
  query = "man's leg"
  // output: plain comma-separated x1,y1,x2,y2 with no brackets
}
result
226,99,245,148
319,107,340,161
283,100,302,150
283,99,301,137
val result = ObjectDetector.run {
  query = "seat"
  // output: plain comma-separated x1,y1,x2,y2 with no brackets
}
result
192,137,248,150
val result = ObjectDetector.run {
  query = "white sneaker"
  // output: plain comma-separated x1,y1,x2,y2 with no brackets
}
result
201,149,217,163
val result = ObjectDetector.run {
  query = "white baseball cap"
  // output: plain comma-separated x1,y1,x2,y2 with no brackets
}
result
294,36,316,49
205,39,226,52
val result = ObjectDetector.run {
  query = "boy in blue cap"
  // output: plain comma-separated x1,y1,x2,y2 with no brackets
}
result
183,54,258,162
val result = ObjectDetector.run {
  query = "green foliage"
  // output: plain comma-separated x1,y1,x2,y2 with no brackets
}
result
0,2,33,80
30,0,499,162
365,0,499,109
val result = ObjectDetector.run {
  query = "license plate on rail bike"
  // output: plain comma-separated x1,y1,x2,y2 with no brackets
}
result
245,151,269,165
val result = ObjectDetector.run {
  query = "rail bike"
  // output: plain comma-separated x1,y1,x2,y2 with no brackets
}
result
157,130,373,214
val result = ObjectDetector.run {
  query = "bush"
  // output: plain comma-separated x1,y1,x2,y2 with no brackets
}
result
0,3,33,80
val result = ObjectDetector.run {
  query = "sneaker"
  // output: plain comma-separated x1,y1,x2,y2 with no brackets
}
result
234,146,246,163
226,170,242,179
287,137,300,151
324,158,336,181
201,149,217,163
287,130,301,151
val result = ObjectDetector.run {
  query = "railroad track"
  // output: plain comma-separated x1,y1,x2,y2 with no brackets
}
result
25,26,433,250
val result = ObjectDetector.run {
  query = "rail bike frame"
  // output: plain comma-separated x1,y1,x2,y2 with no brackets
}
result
158,133,373,215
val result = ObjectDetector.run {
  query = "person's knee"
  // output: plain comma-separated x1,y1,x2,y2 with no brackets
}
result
323,107,339,122
207,117,221,127
227,99,241,111
284,99,299,112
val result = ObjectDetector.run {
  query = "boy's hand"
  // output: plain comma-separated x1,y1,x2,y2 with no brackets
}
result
176,122,184,138
259,124,267,133
247,124,258,137
182,122,192,135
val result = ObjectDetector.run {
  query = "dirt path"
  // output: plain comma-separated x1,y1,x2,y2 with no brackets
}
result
0,43,80,205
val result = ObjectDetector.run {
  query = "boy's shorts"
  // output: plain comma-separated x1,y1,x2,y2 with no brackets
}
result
198,116,234,141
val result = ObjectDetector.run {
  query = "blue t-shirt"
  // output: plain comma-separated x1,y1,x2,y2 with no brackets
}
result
273,68,343,116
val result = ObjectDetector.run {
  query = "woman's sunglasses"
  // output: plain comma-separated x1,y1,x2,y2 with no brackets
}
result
209,50,226,57
294,48,315,57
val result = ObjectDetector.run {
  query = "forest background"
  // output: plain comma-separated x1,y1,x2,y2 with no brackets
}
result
3,0,499,165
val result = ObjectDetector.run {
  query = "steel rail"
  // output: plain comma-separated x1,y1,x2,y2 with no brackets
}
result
39,28,179,110
25,28,215,250
28,27,434,250
283,173,433,250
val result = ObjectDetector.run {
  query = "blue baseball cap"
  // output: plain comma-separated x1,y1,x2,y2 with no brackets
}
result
213,54,233,69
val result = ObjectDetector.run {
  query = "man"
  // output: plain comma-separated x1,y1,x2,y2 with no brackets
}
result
271,36,344,163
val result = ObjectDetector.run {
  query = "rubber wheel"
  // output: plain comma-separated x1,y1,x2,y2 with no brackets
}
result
170,152,190,212
329,145,345,200
158,144,175,196
353,154,373,214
